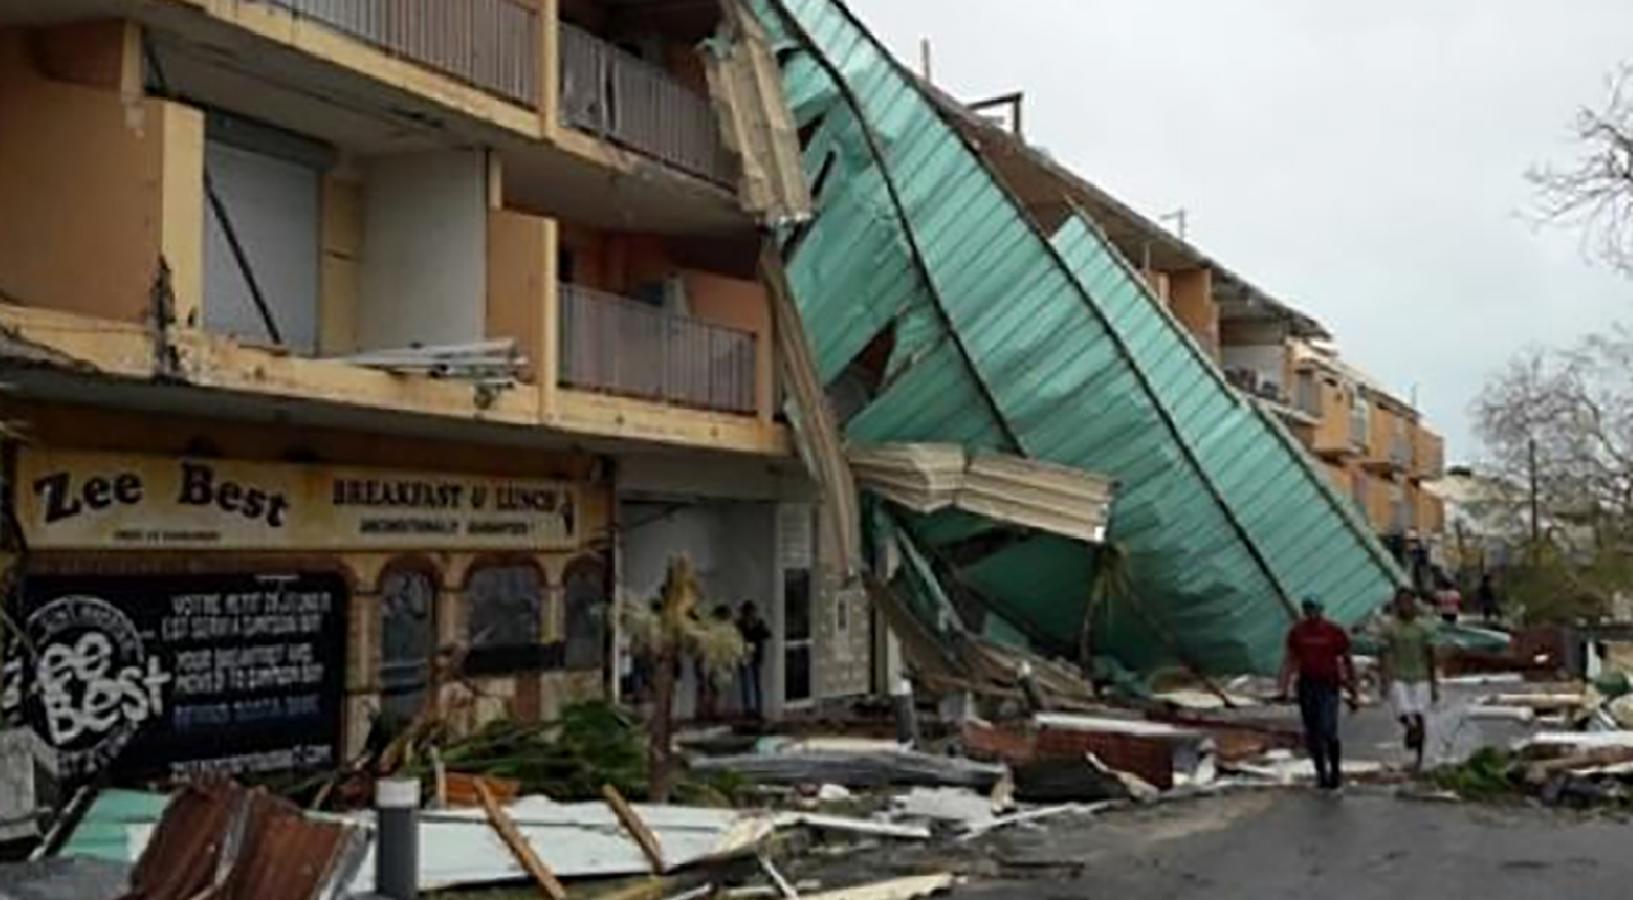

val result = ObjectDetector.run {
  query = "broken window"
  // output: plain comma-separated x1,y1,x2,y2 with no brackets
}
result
464,563,551,676
379,565,437,728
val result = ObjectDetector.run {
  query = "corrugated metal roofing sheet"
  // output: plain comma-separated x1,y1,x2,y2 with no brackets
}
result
849,443,1114,543
752,0,1402,673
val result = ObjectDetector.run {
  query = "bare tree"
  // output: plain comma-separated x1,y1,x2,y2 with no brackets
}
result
1475,326,1633,548
1529,64,1633,274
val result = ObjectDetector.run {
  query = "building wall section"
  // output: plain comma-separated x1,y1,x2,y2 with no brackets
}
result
1,401,613,781
0,27,202,325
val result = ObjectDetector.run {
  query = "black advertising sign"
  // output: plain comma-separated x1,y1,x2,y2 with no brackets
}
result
1,572,347,782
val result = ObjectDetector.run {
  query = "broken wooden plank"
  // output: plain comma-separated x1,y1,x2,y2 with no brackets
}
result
801,874,957,900
475,778,567,900
777,813,931,840
604,784,667,873
758,853,799,900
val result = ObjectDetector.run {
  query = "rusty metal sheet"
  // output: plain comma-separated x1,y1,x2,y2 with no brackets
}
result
118,782,363,900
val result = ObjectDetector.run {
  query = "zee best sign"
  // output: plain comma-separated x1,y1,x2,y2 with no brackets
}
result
1,573,346,781
15,449,579,551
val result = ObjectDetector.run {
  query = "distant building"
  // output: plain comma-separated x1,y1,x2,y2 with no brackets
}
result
939,100,1448,571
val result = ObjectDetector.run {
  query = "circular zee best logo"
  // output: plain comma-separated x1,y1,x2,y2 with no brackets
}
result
26,595,172,776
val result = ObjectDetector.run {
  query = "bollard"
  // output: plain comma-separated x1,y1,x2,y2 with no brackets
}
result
891,676,919,747
375,777,420,900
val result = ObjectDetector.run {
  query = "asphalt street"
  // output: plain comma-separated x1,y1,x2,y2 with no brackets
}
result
956,789,1633,900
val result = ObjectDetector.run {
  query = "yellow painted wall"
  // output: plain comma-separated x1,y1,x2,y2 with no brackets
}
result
487,210,555,389
318,175,363,355
0,27,202,324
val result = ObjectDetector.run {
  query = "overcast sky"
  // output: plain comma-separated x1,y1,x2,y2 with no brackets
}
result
849,0,1633,460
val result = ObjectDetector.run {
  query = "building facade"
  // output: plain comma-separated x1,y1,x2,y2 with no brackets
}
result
0,0,853,787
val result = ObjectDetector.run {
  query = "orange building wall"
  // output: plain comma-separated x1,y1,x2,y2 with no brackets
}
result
683,270,775,421
0,27,203,325
1308,373,1354,453
1168,268,1218,359
487,210,554,385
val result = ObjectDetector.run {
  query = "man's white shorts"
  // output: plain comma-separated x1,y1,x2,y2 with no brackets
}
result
1391,681,1433,718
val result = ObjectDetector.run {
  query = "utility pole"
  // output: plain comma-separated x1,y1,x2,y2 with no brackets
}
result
1159,209,1189,241
919,38,933,82
1529,435,1541,551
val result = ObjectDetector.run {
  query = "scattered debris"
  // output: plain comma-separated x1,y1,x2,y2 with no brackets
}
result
758,853,799,899
777,813,931,841
122,781,366,900
348,799,777,894
0,856,132,900
605,784,668,873
476,777,569,900
692,745,1005,790
965,713,1214,791
957,803,1104,841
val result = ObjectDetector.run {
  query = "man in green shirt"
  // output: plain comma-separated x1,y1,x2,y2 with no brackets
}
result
1380,587,1439,770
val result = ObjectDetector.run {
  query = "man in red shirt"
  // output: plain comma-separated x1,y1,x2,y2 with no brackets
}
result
1279,597,1360,790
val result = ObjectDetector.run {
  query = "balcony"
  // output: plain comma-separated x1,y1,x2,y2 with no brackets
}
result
1391,434,1412,466
559,284,757,416
1391,500,1413,535
253,0,541,105
559,22,732,184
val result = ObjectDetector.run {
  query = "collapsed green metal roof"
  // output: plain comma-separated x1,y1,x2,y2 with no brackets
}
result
753,0,1402,674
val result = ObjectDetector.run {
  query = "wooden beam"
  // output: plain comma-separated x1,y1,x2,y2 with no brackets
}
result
602,784,666,873
476,777,568,900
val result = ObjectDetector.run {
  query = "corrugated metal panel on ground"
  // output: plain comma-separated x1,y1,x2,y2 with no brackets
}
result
750,0,1401,673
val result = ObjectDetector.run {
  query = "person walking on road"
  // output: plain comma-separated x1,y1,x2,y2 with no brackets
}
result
1381,588,1440,770
1279,597,1360,791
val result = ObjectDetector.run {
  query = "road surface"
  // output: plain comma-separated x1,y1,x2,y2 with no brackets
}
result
956,789,1633,899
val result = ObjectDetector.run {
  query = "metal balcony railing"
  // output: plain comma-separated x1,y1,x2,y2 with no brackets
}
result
559,23,732,184
1391,435,1412,467
559,284,757,416
256,0,540,105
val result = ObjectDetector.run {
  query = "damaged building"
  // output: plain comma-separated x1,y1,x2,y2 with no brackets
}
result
746,0,1407,677
0,0,1448,803
0,0,854,793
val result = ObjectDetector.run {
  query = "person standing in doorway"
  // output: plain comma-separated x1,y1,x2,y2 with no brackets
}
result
1381,588,1440,770
1476,573,1501,622
735,601,770,720
1279,597,1360,791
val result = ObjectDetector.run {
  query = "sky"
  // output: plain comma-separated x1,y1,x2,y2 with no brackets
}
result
848,0,1633,461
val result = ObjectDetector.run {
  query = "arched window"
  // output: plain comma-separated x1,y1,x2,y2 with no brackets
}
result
379,563,437,727
465,562,549,675
562,555,608,671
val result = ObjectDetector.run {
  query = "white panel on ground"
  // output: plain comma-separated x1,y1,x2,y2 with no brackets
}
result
204,142,320,353
357,151,488,351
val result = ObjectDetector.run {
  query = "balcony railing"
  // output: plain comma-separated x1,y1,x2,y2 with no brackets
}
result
559,23,732,184
256,0,540,105
1391,434,1413,467
559,284,756,416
